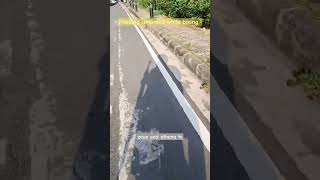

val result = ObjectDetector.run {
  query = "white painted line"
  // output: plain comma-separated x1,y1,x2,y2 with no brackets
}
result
122,7,210,152
110,74,114,86
110,105,113,114
212,77,284,180
0,138,7,165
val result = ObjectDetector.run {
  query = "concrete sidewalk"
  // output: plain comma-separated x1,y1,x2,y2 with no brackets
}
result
214,0,320,180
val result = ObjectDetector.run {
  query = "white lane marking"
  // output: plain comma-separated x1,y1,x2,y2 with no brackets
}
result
110,105,113,114
110,74,114,86
212,77,284,180
122,7,210,152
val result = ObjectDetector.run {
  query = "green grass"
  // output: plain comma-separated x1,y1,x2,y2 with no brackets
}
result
138,4,147,10
184,42,193,50
287,68,320,100
138,0,149,8
200,82,210,93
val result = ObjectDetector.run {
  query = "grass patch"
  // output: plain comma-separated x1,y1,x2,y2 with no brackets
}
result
138,0,149,8
184,42,192,50
200,82,210,93
138,4,148,10
287,68,320,100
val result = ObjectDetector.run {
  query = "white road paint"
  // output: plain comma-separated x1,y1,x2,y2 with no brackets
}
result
110,105,113,114
122,5,210,152
113,35,117,43
110,74,114,86
212,77,284,180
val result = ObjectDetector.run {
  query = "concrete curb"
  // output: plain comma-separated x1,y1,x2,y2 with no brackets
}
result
127,6,210,84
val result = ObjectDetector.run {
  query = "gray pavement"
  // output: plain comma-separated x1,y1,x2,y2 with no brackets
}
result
0,0,108,179
110,4,209,180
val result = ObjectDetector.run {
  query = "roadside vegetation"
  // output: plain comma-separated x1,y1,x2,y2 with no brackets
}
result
287,68,320,101
138,0,210,28
200,82,210,93
138,0,150,8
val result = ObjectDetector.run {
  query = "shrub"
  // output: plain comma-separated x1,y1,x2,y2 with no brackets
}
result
170,0,192,18
139,0,150,8
188,0,210,27
157,0,173,16
156,0,210,27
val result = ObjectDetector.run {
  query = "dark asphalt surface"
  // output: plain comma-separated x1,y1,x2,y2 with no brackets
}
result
211,50,255,180
110,4,210,180
0,0,108,180
0,0,256,180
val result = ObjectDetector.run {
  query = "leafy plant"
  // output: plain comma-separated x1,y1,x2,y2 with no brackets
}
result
189,0,210,27
139,0,150,8
200,82,210,93
287,68,320,100
156,0,210,27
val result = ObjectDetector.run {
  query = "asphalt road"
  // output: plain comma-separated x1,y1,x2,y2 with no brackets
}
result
110,4,210,180
0,0,108,180
0,1,258,180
